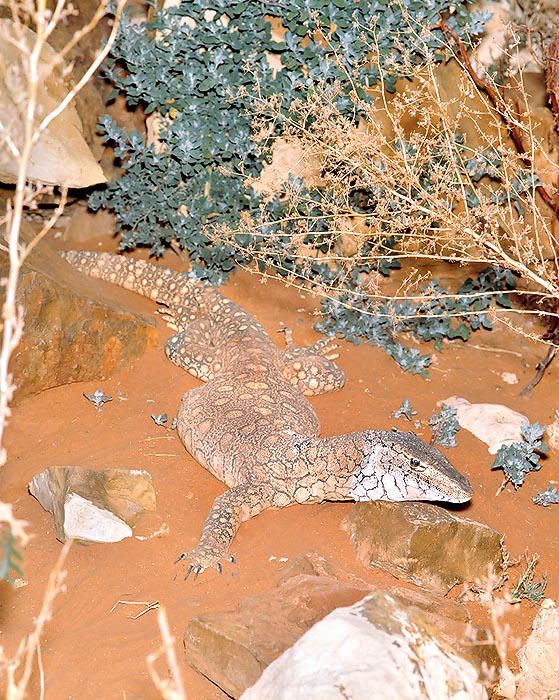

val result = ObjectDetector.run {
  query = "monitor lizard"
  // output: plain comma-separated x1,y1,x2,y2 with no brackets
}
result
60,251,473,579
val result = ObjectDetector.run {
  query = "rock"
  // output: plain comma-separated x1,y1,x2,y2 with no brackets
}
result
184,574,372,698
515,599,559,700
343,501,503,593
248,138,324,195
545,411,559,451
240,589,489,700
0,18,106,188
441,396,530,454
29,465,163,544
276,550,342,585
1,223,157,400
184,568,498,698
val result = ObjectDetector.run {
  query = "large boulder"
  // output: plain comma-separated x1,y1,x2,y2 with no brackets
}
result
184,574,372,698
241,589,489,700
184,560,498,698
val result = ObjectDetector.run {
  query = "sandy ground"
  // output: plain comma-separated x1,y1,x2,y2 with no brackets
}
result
1,233,558,699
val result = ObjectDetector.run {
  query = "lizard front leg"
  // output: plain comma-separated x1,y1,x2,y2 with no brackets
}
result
176,483,273,579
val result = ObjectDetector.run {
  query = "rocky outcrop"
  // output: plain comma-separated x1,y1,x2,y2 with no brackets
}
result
515,599,559,700
343,501,503,593
1,224,157,400
240,589,490,700
184,574,373,698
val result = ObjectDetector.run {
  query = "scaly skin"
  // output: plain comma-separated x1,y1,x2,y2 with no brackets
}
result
61,251,473,578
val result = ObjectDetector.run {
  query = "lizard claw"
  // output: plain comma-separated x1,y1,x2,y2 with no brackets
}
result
185,563,203,581
174,548,236,581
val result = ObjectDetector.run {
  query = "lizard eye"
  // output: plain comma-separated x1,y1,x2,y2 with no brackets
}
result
410,457,421,468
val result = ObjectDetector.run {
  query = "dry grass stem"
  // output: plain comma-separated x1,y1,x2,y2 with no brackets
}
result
147,607,188,700
0,0,126,468
0,540,72,700
0,1,124,693
213,27,559,342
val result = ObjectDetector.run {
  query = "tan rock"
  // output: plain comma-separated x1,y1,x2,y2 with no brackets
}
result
0,18,106,187
183,574,373,698
1,223,157,400
184,568,498,698
343,501,503,593
516,599,559,700
249,138,324,195
241,589,489,700
29,465,161,544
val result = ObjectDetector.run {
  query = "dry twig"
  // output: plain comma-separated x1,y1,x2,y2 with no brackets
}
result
146,607,188,700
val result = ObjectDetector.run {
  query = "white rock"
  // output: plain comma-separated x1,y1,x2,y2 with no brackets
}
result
441,396,530,454
241,591,487,700
63,492,132,543
29,465,158,544
501,372,518,385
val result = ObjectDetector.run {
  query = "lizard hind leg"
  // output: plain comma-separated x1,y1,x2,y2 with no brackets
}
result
281,328,345,396
165,332,219,381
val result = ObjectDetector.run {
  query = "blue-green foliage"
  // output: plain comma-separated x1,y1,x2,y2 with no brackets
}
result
393,397,417,421
316,265,516,377
491,422,549,488
429,404,460,447
1,526,23,584
533,484,559,507
463,147,544,213
90,0,489,281
511,566,547,605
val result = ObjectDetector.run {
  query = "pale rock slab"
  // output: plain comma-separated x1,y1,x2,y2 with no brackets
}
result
183,574,373,698
241,590,488,700
0,18,106,187
29,465,163,544
344,501,503,593
184,567,498,698
441,396,530,454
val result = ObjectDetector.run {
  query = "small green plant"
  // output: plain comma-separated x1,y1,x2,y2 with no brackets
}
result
393,398,417,422
83,389,112,410
533,484,559,507
0,524,24,584
151,412,168,426
510,555,547,605
429,404,460,448
491,422,548,489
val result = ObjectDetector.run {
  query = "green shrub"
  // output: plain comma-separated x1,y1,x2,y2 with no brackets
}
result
90,0,488,281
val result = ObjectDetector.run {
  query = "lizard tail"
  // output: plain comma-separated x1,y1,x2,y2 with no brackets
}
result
60,250,201,303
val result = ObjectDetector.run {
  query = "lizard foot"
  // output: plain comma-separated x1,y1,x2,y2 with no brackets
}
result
174,548,236,580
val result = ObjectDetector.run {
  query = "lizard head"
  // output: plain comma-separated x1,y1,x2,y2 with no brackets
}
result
352,430,473,504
